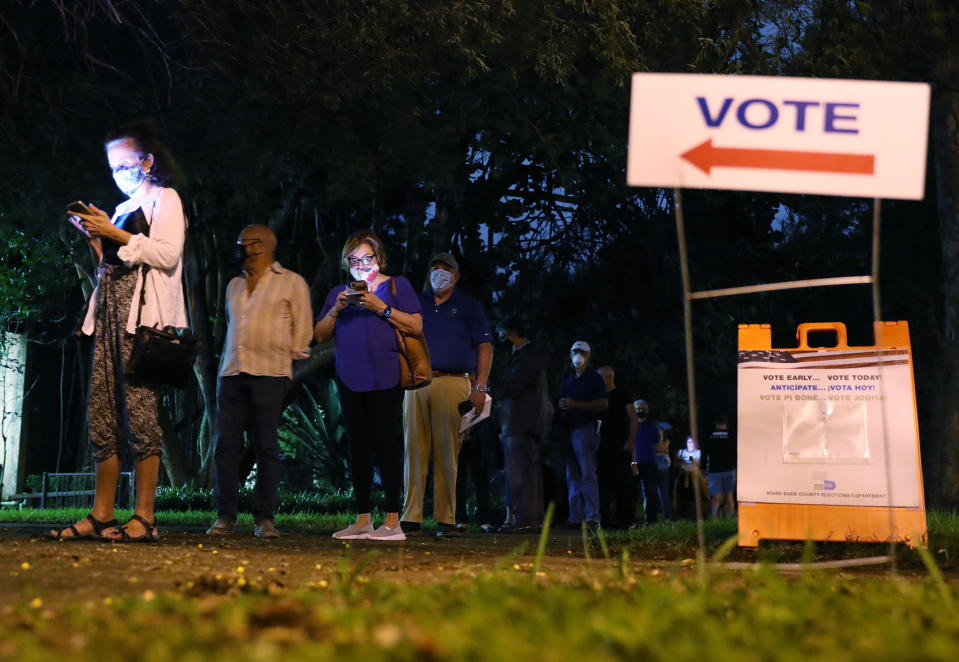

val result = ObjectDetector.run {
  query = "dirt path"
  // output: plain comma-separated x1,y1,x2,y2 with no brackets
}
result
0,524,655,607
4,522,944,609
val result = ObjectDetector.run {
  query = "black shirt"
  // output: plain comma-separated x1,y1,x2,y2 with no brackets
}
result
600,386,632,445
703,429,736,473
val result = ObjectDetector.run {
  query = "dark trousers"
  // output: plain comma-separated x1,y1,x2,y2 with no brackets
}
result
597,439,635,527
456,431,492,525
636,461,659,525
338,383,403,513
501,432,544,527
214,374,290,522
657,466,674,521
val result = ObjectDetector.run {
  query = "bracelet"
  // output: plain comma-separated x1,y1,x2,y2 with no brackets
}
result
381,305,392,319
471,385,487,392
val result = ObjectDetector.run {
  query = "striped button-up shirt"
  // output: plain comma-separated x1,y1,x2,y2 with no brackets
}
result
218,262,313,378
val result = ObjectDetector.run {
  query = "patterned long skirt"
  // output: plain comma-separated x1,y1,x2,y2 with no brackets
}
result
88,264,163,462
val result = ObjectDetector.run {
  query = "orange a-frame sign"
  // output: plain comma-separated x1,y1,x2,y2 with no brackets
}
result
737,321,926,547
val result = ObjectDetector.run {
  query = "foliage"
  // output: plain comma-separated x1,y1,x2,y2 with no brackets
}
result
0,0,955,501
277,381,350,492
150,486,360,515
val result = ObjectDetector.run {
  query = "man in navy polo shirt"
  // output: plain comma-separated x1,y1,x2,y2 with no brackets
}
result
401,252,493,537
559,340,608,529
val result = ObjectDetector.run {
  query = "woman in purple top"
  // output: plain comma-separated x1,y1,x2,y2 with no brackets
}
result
314,230,422,541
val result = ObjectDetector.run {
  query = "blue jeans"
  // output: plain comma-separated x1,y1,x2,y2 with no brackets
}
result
566,424,600,523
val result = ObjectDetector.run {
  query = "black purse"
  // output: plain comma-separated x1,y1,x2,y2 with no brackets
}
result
124,209,197,388
127,322,197,387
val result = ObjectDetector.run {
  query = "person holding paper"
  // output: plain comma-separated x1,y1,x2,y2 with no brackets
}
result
493,318,548,533
401,252,493,538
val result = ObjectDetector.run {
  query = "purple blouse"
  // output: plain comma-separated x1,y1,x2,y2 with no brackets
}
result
319,276,421,392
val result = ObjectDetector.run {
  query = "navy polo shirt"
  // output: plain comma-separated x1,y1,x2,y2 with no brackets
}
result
633,420,660,464
418,288,491,373
561,368,607,427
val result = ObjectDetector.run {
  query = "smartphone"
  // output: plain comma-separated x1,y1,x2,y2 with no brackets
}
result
346,280,367,304
65,200,92,217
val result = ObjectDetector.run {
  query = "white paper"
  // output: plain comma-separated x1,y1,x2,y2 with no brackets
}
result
459,394,492,433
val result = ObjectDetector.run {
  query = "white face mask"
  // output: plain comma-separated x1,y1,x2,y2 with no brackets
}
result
112,165,146,197
572,354,586,370
351,264,380,285
430,268,454,292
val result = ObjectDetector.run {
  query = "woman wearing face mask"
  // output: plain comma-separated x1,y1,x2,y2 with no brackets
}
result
314,230,423,541
51,121,187,542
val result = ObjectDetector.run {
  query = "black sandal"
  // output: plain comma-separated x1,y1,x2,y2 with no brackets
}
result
48,513,118,540
113,514,159,543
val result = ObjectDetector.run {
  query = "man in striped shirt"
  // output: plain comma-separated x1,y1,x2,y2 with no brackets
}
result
207,224,313,539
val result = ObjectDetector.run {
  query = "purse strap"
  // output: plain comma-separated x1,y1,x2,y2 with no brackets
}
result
133,200,155,329
133,198,191,330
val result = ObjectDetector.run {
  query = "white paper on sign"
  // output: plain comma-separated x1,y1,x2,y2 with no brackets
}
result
459,394,492,433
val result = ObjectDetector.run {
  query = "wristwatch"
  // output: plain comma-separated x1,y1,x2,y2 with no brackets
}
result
381,305,392,319
471,384,487,392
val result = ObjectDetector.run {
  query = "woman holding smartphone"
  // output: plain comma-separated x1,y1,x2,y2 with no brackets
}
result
51,121,187,542
314,230,422,541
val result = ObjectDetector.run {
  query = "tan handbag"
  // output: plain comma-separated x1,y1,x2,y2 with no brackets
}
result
390,278,432,389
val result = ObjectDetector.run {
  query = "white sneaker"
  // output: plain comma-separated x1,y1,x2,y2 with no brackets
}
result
332,521,374,540
368,523,406,541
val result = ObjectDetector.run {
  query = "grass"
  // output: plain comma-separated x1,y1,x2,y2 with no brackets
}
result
4,506,959,569
2,556,958,661
0,507,424,535
2,508,959,660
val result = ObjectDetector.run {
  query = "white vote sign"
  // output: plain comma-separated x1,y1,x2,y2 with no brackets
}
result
626,73,930,199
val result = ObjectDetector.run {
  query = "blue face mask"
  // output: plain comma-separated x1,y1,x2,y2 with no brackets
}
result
113,165,146,197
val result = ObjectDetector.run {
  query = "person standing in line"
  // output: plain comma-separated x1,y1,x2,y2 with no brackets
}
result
596,366,637,529
655,426,674,522
703,414,737,518
494,318,549,533
630,399,663,526
315,230,423,541
53,121,187,542
206,224,313,539
675,435,706,520
559,341,608,530
401,252,492,538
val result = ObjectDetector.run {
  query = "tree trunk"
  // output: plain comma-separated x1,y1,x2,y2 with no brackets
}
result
932,87,959,506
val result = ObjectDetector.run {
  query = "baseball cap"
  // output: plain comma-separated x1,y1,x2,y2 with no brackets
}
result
570,340,590,353
429,252,459,272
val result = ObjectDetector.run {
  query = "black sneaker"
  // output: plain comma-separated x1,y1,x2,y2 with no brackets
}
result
436,523,461,538
400,521,422,537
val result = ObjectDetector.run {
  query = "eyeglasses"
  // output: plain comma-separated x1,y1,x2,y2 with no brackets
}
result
236,238,262,248
348,254,376,267
110,156,145,175
111,163,142,175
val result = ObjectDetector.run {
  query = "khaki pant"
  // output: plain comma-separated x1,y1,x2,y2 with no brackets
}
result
402,375,470,525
